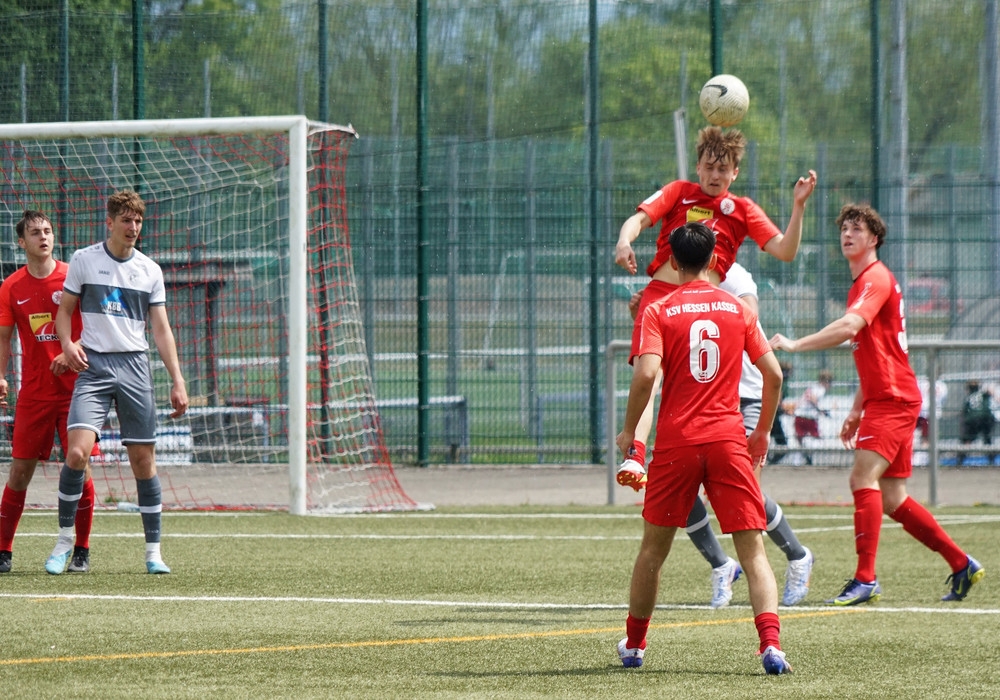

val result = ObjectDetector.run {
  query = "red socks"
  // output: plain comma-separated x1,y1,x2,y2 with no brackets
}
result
628,442,647,467
754,612,781,653
852,488,883,583
890,496,968,572
0,485,27,551
0,479,95,552
75,478,96,549
625,613,649,650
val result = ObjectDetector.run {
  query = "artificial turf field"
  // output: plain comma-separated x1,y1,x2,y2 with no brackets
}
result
2,505,998,698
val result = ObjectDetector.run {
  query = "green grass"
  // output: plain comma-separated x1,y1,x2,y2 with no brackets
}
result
2,505,998,698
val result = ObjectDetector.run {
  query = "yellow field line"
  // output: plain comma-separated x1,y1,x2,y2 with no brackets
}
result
0,609,857,667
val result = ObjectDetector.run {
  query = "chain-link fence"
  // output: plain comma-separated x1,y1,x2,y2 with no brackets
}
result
2,0,998,464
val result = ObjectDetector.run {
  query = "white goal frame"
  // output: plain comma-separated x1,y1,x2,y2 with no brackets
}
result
0,116,347,515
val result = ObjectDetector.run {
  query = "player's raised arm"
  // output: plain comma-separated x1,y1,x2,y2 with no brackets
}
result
615,211,653,275
762,170,818,262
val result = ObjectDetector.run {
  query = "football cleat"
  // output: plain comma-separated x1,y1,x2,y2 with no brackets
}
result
67,546,90,573
616,459,647,491
617,637,644,668
782,547,814,606
942,556,985,601
710,557,742,609
146,559,172,575
826,578,881,606
761,646,793,675
45,550,71,575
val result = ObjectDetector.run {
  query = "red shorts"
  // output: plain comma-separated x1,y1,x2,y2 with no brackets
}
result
12,397,100,461
856,399,921,478
794,416,820,440
643,439,766,533
629,280,679,363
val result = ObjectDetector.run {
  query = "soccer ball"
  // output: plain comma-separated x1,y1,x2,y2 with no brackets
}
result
699,74,750,127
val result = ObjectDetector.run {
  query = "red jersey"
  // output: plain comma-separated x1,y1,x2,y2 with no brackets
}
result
0,261,83,401
638,180,781,279
637,280,772,446
845,260,921,404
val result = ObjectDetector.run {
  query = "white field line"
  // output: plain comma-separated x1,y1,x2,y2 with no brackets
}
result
0,592,996,616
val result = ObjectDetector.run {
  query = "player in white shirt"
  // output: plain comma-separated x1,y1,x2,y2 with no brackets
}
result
44,190,188,575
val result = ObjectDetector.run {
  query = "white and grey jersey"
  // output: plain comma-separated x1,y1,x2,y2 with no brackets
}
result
720,262,764,402
64,242,166,353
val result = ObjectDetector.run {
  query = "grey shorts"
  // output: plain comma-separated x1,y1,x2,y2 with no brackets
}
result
740,398,762,436
67,350,157,445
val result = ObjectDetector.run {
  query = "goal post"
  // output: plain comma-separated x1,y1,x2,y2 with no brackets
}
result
0,116,421,514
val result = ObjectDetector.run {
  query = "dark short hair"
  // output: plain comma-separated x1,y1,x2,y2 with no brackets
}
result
836,203,886,249
668,221,716,272
15,210,52,239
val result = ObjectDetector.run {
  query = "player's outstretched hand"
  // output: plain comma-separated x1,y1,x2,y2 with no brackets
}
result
614,240,638,275
769,333,797,352
794,170,818,205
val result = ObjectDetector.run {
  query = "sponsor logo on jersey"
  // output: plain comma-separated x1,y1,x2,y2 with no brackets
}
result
29,313,59,342
686,206,714,223
101,288,130,316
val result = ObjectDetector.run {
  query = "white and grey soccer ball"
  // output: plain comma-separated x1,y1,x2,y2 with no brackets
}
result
699,74,750,127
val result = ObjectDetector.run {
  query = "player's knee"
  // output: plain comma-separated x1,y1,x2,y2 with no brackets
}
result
7,460,37,490
65,446,93,470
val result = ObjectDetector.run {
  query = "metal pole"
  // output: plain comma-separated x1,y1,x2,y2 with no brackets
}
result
132,0,145,193
318,0,328,121
588,0,602,463
927,347,940,506
710,0,723,75
870,0,881,209
132,0,144,120
416,0,430,467
605,340,630,505
60,0,69,121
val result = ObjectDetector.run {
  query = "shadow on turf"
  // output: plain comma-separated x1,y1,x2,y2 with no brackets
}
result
431,666,768,679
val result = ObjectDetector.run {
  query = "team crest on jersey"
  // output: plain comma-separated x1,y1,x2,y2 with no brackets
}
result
720,197,735,216
51,290,62,305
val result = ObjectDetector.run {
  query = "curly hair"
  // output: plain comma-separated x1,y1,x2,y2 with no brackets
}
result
696,126,747,167
835,203,886,249
107,189,146,220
